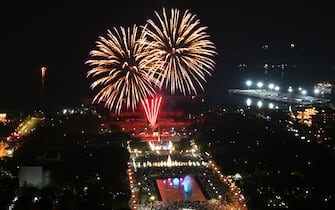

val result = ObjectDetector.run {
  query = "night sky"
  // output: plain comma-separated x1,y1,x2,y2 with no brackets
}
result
1,1,334,110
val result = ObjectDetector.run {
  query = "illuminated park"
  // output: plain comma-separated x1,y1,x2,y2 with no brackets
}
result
86,7,246,210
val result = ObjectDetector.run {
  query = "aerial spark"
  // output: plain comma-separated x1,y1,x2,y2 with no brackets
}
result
86,25,156,113
140,8,217,96
141,96,162,129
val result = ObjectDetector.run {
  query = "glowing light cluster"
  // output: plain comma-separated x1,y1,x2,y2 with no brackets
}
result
162,177,183,186
148,140,173,151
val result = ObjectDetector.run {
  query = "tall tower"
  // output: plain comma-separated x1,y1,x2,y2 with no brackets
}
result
40,66,47,112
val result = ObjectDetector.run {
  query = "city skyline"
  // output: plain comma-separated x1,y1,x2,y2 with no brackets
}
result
1,1,334,110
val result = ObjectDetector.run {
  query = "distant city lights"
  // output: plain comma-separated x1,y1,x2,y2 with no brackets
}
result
246,80,252,88
256,82,264,88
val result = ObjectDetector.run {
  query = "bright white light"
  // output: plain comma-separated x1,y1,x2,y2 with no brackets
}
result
257,101,263,108
301,90,307,95
257,82,263,88
269,103,274,109
274,86,280,91
6,149,13,155
314,89,320,94
33,196,39,203
246,98,252,106
268,83,275,90
246,80,252,87
12,196,18,202
288,86,293,93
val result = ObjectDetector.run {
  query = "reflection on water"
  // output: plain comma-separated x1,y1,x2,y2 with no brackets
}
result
213,92,287,110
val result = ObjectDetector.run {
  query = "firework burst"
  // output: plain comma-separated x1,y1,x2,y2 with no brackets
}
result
140,7,217,95
86,25,156,113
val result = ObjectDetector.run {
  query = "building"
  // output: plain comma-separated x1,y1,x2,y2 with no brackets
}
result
18,166,51,189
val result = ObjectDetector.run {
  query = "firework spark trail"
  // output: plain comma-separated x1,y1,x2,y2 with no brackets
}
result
141,96,162,129
140,7,217,96
86,25,156,113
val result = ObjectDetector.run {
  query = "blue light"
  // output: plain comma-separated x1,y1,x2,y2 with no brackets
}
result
173,178,180,187
183,175,192,193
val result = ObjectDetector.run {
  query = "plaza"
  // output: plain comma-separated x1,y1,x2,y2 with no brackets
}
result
127,142,247,209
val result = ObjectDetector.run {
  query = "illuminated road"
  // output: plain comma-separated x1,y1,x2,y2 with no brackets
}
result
228,89,331,105
0,115,44,159
0,142,9,158
16,116,44,137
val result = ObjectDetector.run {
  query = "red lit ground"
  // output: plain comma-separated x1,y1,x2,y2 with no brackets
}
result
156,176,207,202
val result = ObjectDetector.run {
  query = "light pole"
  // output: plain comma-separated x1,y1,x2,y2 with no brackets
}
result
288,86,293,99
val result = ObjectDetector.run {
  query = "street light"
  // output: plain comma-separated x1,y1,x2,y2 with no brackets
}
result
314,88,320,94
256,82,263,89
288,86,293,99
246,80,252,89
